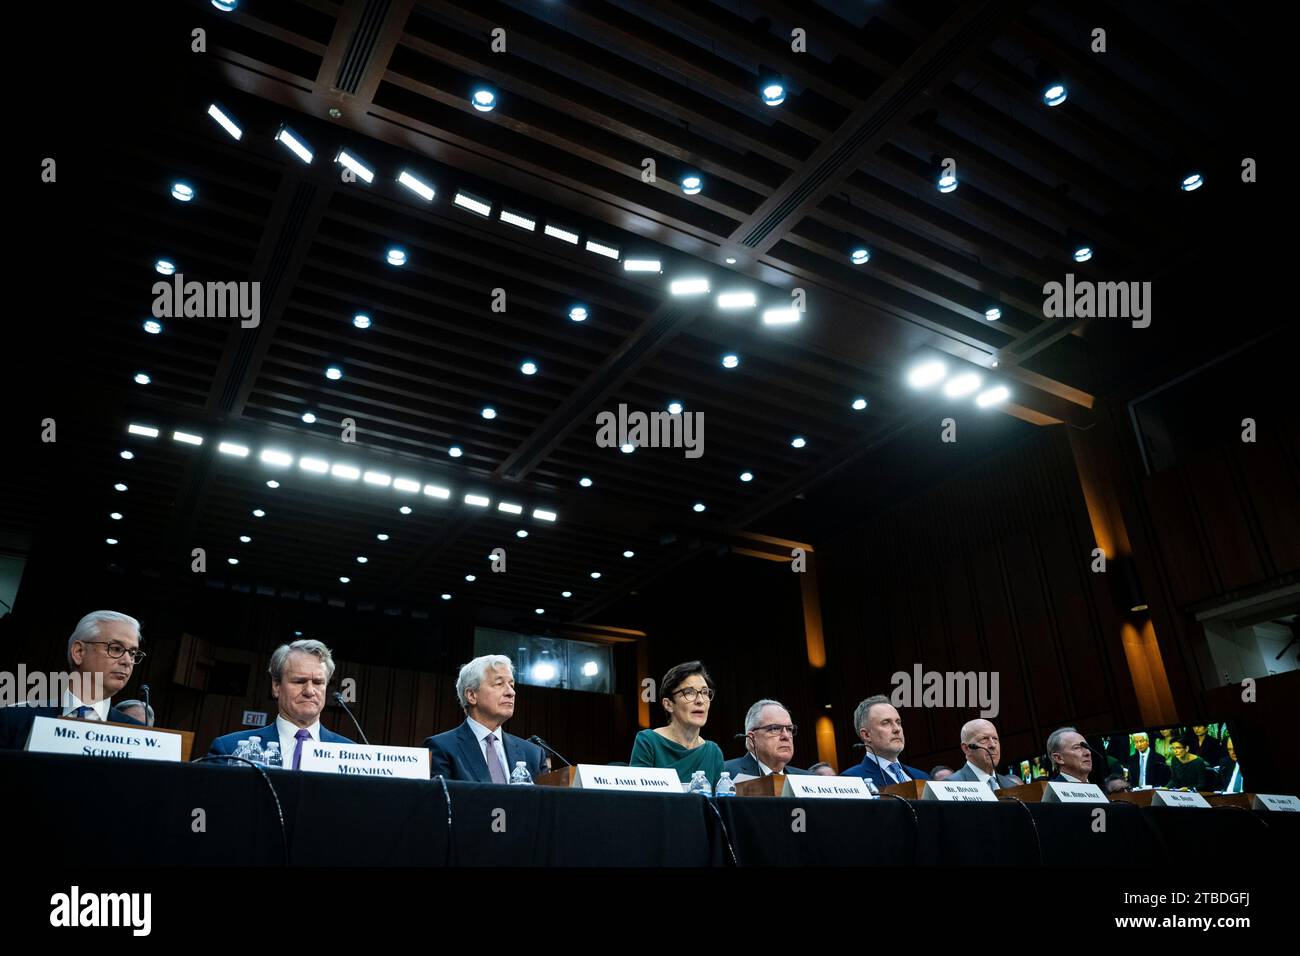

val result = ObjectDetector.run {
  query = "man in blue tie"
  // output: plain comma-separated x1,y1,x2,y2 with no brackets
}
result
207,639,353,766
424,655,544,783
839,695,930,789
0,610,147,749
1122,731,1170,787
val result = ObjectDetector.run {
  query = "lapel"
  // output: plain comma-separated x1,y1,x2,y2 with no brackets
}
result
741,752,762,777
456,721,492,783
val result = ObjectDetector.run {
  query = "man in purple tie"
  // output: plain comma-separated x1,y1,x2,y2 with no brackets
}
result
424,655,545,783
207,639,353,765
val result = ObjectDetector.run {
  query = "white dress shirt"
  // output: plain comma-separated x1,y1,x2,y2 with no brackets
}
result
963,760,999,788
1060,772,1087,783
755,755,785,776
467,716,512,780
62,689,111,721
272,714,321,767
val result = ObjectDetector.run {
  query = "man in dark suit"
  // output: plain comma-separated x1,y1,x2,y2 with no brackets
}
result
723,699,811,778
0,610,146,750
424,655,544,783
208,639,353,767
946,718,1021,790
1122,731,1170,787
839,695,931,788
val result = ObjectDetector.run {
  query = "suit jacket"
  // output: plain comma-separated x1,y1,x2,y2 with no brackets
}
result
839,754,930,788
946,762,1021,789
722,751,811,779
424,719,544,783
207,723,353,759
0,704,143,751
1122,749,1171,787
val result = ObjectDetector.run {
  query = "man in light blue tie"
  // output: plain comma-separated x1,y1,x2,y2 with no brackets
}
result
1122,731,1170,787
839,695,931,789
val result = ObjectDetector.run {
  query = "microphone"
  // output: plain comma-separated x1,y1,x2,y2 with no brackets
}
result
529,735,571,767
966,743,1001,788
333,692,370,745
139,684,152,727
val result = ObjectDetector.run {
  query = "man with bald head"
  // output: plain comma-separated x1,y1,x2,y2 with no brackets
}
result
944,718,1021,790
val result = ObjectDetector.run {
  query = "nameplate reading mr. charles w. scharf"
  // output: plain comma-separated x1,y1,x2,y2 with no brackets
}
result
26,716,182,763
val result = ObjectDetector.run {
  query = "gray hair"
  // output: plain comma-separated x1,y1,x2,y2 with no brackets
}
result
456,655,514,711
852,694,890,735
742,699,788,752
116,699,155,726
268,640,336,683
67,611,141,668
1046,726,1078,764
1131,731,1149,743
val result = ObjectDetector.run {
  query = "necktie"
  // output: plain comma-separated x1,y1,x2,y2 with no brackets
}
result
988,776,999,792
1139,752,1147,786
887,761,905,783
70,705,93,719
485,733,507,783
292,728,311,770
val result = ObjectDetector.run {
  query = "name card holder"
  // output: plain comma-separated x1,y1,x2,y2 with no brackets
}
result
299,742,430,779
571,764,681,792
1253,793,1300,812
26,716,185,763
780,775,873,799
922,780,999,802
1150,788,1212,808
1042,781,1109,803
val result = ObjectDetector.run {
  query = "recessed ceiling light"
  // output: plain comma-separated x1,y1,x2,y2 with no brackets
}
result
623,259,661,273
985,307,1001,321
568,306,588,322
228,557,239,565
335,148,375,184
1042,83,1067,107
260,449,293,467
399,506,413,515
590,571,602,579
790,437,806,448
386,247,407,266
739,471,753,482
301,411,316,424
211,0,237,11
441,593,452,600
520,361,538,375
937,172,957,193
667,401,684,415
275,126,313,164
721,354,739,369
171,182,194,202
670,277,709,296
579,477,593,488
376,533,389,541
761,82,786,106
133,372,151,385
852,397,868,411
154,259,176,275
561,590,572,598
717,291,756,310
299,457,329,474
207,103,242,139
143,319,162,334
943,372,982,398
907,360,947,388
516,529,529,538
109,512,123,521
114,483,127,492
239,535,251,543
762,308,800,325
535,608,545,615
1181,172,1204,192
623,550,635,558
356,556,368,564
339,576,350,584
976,385,1011,408
532,509,557,522
465,574,477,582
464,494,490,507
252,509,265,517
680,173,702,195
119,451,134,460
725,256,737,264
1073,245,1093,263
330,464,360,480
692,502,706,512
128,424,159,438
453,190,492,217
544,223,579,243
481,407,497,420
448,446,464,458
620,442,635,454
105,538,118,545
363,471,392,487
397,170,435,201
266,480,280,489
172,431,203,446
353,313,371,329
500,209,536,231
470,87,497,112
850,248,870,265
325,366,343,381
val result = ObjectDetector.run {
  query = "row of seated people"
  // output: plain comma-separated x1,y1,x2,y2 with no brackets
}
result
0,614,1244,794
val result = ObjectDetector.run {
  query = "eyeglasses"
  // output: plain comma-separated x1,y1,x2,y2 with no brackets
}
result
752,724,797,737
80,641,146,664
673,687,715,702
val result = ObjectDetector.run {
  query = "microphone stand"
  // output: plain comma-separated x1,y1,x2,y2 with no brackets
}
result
333,692,370,745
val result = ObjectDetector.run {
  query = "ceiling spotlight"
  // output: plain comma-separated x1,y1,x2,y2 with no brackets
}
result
399,506,413,515
985,307,1002,321
465,574,477,582
721,353,740,369
470,87,497,112
739,471,754,482
397,170,435,201
520,361,538,375
760,81,786,107
849,397,868,412
579,476,593,488
516,529,529,538
441,593,452,600
335,148,375,184
907,359,947,388
725,256,737,264
266,480,280,489
850,247,870,265
105,538,118,545
171,182,195,202
376,533,389,541
569,305,588,322
114,483,127,492
943,372,983,398
590,571,602,579
680,173,703,195
211,0,237,10
620,443,635,454
154,259,176,276
239,535,251,543
325,366,343,381
252,509,265,518
692,502,706,513
667,401,684,415
562,590,572,598
339,576,350,584
228,558,239,565
386,247,407,266
109,512,123,521
448,446,464,458
274,126,313,164
976,385,1011,408
481,406,497,420
356,556,368,564
133,372,151,385
623,550,635,558
143,319,162,334
300,412,317,425
353,313,371,329
790,436,806,449
670,277,710,296
1073,245,1093,263
453,190,492,217
1181,172,1204,192
120,451,134,460
534,608,545,616
1042,82,1067,107
937,170,958,193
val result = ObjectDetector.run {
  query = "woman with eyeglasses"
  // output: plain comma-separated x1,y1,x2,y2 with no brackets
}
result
629,660,724,787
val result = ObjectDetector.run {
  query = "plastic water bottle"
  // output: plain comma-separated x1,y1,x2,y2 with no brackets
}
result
231,740,252,763
864,778,880,797
715,771,736,797
687,770,712,796
264,741,283,769
247,736,265,765
509,761,534,785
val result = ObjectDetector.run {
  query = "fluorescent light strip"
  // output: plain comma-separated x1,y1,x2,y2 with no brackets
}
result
127,424,159,438
717,291,757,309
336,149,374,184
218,441,249,457
670,277,710,296
397,170,435,201
299,457,329,474
623,258,661,272
275,127,313,164
393,478,421,493
544,223,579,244
172,431,203,446
586,240,619,259
762,308,800,325
207,103,242,140
423,484,451,499
532,509,557,522
453,191,492,217
363,471,392,487
331,464,361,480
260,450,293,467
464,494,491,507
497,502,523,515
499,209,536,231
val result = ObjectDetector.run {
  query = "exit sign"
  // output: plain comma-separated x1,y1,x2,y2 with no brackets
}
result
241,710,268,727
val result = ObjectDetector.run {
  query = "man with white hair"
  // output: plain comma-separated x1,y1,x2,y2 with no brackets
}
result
1122,731,1170,787
424,655,544,783
207,639,353,767
944,718,1021,790
723,698,811,778
115,699,155,726
0,610,146,749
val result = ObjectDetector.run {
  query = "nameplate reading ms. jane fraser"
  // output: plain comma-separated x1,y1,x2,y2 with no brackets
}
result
26,716,182,762
781,775,873,799
572,764,681,791
299,742,431,779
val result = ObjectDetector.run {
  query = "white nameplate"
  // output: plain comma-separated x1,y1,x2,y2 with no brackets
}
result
299,742,429,779
571,764,680,792
26,716,181,763
781,775,873,799
1253,793,1300,812
923,780,998,802
1043,781,1108,804
1151,789,1211,808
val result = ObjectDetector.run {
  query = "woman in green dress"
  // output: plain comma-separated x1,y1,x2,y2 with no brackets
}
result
1167,737,1214,790
630,660,725,787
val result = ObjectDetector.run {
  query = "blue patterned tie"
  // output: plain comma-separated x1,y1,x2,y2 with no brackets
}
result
887,761,906,783
71,706,93,719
